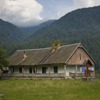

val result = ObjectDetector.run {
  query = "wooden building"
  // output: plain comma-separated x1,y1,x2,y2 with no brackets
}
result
3,43,95,78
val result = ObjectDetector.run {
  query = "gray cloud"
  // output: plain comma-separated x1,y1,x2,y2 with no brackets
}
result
0,0,43,27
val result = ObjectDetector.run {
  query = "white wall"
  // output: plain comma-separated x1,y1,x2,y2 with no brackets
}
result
10,64,65,74
9,65,95,78
37,67,42,73
65,65,83,76
36,65,64,74
10,65,84,77
23,67,29,73
65,66,75,76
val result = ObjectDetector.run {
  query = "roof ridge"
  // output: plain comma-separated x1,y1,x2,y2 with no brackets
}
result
17,47,51,51
61,43,81,48
17,43,81,51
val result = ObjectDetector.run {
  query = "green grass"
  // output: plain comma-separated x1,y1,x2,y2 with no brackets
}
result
0,79,100,100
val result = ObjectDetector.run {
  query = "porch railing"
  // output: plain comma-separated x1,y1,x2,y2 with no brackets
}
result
69,72,95,78
1,73,65,78
69,72,84,78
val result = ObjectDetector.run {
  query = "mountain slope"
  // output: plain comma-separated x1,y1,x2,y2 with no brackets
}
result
0,19,55,55
20,20,55,38
27,6,100,42
0,19,25,55
24,6,100,69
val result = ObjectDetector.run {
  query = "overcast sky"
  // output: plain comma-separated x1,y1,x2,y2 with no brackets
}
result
0,0,100,27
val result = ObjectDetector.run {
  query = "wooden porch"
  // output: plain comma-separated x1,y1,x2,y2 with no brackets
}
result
1,73,65,78
69,72,95,78
69,72,84,78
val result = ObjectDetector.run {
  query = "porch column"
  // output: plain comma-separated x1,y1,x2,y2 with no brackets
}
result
75,65,78,77
48,66,50,77
93,65,95,77
64,65,67,79
22,67,24,74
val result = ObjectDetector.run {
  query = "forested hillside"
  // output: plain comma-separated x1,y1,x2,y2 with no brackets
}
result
20,20,55,38
0,19,54,55
0,19,25,55
23,6,100,69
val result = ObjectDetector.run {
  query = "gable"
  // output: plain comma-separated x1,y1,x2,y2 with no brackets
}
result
67,47,94,65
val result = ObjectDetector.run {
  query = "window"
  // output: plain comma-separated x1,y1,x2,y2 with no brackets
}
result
79,54,81,60
42,67,46,73
19,67,22,73
29,67,32,73
54,66,58,73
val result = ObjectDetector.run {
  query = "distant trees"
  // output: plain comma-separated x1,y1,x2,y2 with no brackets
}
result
0,48,8,70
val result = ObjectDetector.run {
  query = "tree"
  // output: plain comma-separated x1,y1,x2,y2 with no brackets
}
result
0,48,8,70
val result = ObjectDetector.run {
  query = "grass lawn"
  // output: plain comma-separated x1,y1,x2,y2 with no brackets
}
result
0,78,100,100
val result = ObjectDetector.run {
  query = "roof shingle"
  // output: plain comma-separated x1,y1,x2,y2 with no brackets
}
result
8,43,80,66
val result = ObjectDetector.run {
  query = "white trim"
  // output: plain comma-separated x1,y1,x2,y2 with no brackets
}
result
64,65,67,79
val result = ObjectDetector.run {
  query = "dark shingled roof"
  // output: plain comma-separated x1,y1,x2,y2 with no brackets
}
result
8,43,80,66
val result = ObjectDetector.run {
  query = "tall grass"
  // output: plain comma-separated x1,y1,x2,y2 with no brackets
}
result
0,79,100,100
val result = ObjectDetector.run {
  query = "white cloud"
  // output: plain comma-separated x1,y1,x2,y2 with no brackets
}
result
0,0,100,26
73,0,100,8
0,0,43,26
50,0,100,20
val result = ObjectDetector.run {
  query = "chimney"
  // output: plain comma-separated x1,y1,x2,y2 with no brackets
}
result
52,42,56,52
23,51,27,60
57,42,61,49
